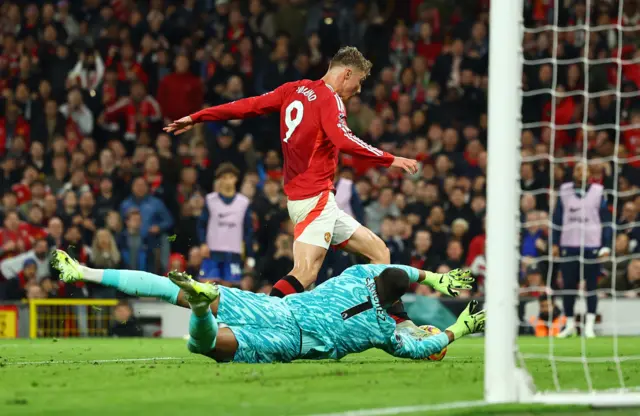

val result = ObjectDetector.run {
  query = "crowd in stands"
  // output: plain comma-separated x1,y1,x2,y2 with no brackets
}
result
0,0,638,304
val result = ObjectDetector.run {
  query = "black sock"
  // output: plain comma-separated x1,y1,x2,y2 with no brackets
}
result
269,275,304,298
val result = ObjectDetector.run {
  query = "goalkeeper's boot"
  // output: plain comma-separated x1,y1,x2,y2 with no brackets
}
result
168,270,219,306
50,249,83,283
446,300,486,340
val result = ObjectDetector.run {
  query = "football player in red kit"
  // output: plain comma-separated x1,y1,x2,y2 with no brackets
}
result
165,46,418,298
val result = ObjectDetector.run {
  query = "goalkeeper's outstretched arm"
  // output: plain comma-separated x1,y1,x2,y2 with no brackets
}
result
347,264,474,298
386,300,486,360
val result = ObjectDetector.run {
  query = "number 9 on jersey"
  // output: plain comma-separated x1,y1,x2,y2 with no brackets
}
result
283,100,304,143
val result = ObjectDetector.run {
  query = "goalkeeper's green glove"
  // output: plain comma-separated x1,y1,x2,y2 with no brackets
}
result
422,269,474,297
446,300,486,340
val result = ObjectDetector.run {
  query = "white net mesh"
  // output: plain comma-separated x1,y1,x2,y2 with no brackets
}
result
517,0,640,395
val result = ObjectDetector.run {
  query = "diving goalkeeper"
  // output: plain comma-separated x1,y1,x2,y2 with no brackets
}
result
51,250,485,363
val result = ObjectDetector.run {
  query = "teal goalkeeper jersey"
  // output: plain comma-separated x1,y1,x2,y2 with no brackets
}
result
283,264,450,360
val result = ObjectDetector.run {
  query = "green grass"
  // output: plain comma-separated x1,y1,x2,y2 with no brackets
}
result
1,337,639,415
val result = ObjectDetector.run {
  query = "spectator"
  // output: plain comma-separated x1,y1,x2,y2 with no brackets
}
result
67,49,105,93
445,187,474,226
120,177,173,273
0,238,51,282
109,301,142,337
117,209,148,272
59,88,94,138
379,216,406,264
445,239,465,269
365,187,400,235
259,232,294,286
0,257,39,300
186,246,204,280
426,205,449,258
0,103,30,157
627,259,640,297
248,0,276,43
334,170,365,225
0,210,31,260
618,201,639,252
31,100,66,149
77,191,97,245
95,177,118,226
599,233,633,292
409,229,440,272
88,229,122,298
100,80,162,144
171,197,201,257
46,217,64,249
157,54,203,123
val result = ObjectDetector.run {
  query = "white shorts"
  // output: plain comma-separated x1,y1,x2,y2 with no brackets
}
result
287,191,361,250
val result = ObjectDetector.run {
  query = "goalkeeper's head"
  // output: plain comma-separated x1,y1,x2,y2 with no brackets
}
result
375,268,411,307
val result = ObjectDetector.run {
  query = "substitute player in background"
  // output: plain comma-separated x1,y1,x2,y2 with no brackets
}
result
51,249,482,363
164,47,418,298
198,163,254,285
553,162,612,338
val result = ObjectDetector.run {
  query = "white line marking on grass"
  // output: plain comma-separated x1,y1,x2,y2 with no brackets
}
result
307,400,489,416
5,357,191,366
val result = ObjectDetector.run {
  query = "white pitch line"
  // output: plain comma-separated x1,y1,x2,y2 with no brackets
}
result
4,357,189,366
307,400,489,416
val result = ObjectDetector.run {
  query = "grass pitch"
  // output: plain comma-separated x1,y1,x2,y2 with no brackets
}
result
1,337,640,415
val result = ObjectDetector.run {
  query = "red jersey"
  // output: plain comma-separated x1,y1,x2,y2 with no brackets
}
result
190,80,394,200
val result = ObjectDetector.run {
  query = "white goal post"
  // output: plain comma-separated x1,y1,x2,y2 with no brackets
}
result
485,0,640,407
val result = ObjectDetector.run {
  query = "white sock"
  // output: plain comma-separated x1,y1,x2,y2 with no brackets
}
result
585,313,596,331
189,300,211,317
565,316,576,329
79,266,104,283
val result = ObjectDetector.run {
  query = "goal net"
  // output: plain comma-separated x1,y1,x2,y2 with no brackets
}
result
486,0,640,406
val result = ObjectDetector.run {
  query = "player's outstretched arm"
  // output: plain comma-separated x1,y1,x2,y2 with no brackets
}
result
387,300,485,360
419,269,475,297
319,97,418,174
164,88,284,135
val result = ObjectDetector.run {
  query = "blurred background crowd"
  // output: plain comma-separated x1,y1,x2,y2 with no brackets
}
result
0,0,638,306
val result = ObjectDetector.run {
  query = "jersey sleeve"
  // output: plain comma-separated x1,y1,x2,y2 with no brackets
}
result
319,94,394,167
190,85,286,122
343,264,422,283
385,331,450,360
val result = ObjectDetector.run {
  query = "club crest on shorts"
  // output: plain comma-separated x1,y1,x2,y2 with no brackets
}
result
324,232,331,243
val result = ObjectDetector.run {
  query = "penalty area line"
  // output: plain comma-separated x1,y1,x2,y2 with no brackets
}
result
307,400,489,416
5,357,191,366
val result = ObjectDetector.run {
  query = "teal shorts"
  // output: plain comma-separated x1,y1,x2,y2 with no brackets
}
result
217,287,301,363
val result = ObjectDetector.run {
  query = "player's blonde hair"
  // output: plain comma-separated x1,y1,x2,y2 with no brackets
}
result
329,46,373,76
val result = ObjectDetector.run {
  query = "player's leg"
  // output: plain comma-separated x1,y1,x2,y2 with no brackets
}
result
166,270,240,360
215,285,301,363
583,249,599,338
51,249,213,311
557,249,580,338
332,210,390,264
270,192,334,297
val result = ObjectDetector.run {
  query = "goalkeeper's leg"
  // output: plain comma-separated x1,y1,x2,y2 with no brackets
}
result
51,249,213,311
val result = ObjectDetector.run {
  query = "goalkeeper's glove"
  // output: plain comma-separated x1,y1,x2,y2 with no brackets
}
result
422,268,474,297
446,300,486,340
